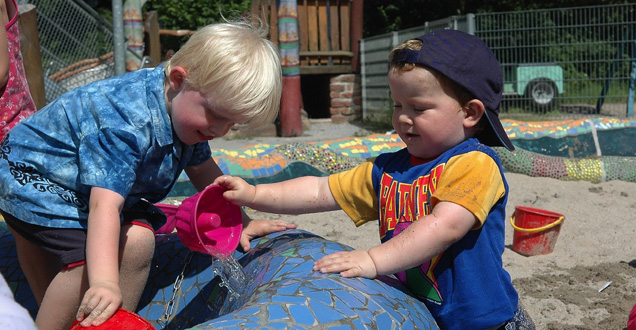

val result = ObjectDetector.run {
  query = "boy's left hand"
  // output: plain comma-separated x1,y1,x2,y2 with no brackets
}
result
76,280,122,327
313,250,378,279
239,219,297,252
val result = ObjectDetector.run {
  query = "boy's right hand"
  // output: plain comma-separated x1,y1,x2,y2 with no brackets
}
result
76,280,122,327
214,175,256,207
239,219,297,252
313,250,378,279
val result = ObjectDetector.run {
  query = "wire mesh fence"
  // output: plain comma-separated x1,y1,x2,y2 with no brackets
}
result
18,1,636,120
19,0,114,102
361,3,636,122
477,4,635,119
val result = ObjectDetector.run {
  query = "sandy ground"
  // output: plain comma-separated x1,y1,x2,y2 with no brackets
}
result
215,120,636,329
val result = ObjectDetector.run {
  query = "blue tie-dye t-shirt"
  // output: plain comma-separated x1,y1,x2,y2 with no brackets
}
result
0,66,211,229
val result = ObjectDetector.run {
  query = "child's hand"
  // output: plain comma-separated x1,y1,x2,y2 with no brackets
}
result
214,175,256,207
313,250,378,279
76,280,122,327
239,219,297,252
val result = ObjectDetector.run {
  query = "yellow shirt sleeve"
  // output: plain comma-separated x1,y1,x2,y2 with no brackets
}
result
328,160,377,227
431,151,505,227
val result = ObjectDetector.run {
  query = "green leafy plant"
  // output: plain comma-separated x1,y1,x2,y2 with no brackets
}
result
143,0,251,53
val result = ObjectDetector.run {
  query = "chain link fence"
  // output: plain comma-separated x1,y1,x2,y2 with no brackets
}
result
361,3,636,121
19,0,114,102
20,1,636,120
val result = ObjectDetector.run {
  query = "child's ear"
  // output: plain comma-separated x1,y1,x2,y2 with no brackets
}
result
168,66,188,91
463,99,485,128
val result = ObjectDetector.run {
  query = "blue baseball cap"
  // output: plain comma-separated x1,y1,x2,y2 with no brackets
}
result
391,29,514,151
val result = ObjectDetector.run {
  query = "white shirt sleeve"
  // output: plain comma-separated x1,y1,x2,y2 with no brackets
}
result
0,273,38,330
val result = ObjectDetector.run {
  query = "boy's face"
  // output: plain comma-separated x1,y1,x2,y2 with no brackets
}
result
169,87,238,145
166,67,243,145
389,67,468,159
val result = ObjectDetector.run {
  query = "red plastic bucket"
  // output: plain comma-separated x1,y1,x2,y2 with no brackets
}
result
69,308,154,329
628,303,636,330
510,206,565,256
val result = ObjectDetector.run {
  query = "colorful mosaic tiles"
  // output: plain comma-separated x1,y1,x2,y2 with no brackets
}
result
198,118,636,187
494,147,636,183
503,117,636,140
210,134,403,179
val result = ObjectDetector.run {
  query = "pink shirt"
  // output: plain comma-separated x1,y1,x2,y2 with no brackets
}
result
0,0,36,141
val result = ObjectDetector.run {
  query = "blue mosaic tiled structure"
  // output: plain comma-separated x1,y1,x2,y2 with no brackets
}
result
0,228,439,329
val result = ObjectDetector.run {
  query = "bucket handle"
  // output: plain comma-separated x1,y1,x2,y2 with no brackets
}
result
510,214,564,233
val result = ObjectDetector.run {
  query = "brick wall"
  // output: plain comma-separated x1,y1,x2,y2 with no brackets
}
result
329,74,362,123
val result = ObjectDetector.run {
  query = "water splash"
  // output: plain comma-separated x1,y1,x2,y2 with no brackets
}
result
209,255,247,316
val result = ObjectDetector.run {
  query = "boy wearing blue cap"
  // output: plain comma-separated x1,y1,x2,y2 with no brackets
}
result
214,30,534,329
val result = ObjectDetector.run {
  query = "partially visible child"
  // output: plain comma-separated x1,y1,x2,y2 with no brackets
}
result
0,2,37,328
0,0,7,88
0,19,295,330
0,0,36,141
0,272,37,330
214,30,534,330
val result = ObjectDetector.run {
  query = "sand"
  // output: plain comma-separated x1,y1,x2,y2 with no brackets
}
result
217,120,636,329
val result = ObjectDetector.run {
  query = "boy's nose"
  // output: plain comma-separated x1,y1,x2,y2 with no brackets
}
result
210,122,235,138
398,113,413,125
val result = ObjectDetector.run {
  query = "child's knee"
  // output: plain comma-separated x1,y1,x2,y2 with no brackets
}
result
120,225,155,262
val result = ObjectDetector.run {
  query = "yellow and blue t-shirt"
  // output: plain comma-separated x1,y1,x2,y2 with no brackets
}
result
329,138,518,330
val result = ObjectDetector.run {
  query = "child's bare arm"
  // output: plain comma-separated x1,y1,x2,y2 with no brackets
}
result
77,187,125,327
314,201,477,278
184,158,225,192
188,161,297,251
214,175,341,214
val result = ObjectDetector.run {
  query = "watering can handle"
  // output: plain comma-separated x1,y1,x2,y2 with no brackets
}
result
510,215,565,233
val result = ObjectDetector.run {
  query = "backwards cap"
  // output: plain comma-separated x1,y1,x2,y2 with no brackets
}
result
391,29,514,151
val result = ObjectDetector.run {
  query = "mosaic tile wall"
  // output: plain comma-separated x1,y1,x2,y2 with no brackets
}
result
184,118,636,188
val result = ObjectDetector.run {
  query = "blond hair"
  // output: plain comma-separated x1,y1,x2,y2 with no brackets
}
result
165,19,282,128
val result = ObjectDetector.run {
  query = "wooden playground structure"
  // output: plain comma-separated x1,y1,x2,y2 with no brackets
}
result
20,1,364,131
251,0,362,75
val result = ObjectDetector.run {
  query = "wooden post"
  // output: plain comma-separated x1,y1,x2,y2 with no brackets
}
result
18,4,46,109
278,0,303,136
350,0,363,73
144,11,161,67
280,76,303,136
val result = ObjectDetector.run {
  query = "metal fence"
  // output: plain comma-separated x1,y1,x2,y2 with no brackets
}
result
360,3,636,121
19,0,114,102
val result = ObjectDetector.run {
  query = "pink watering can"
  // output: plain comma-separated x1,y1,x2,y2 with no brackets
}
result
155,184,243,258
